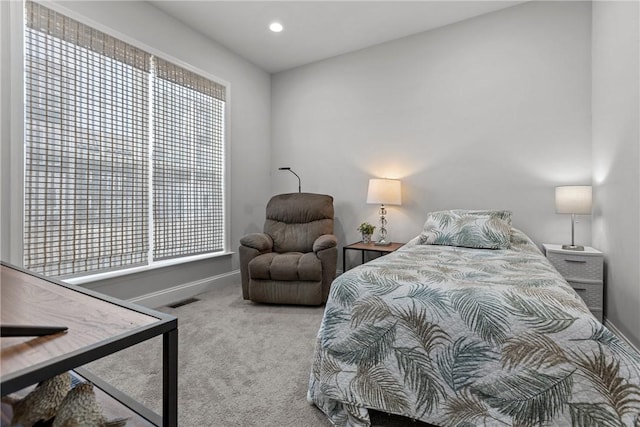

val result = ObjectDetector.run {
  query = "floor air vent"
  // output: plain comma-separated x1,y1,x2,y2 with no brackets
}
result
167,297,200,308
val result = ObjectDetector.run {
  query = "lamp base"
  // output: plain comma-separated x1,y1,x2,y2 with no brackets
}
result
562,244,585,251
374,240,392,246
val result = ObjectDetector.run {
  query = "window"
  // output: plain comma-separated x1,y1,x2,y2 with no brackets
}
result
23,2,226,278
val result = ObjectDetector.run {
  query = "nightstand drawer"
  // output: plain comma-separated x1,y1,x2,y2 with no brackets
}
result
546,251,603,281
568,280,603,311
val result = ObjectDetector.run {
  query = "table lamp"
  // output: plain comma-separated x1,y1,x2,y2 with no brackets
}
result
555,185,592,251
367,178,402,246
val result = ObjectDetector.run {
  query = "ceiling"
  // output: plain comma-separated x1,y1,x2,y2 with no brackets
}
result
149,1,526,74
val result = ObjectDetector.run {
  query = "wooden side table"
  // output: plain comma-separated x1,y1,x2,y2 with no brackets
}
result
343,241,405,272
1,262,178,426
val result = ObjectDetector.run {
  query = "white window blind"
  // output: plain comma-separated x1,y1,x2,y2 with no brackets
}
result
153,59,226,260
24,2,226,277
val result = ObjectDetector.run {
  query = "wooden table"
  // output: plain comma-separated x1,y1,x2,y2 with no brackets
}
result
343,241,405,272
0,262,178,426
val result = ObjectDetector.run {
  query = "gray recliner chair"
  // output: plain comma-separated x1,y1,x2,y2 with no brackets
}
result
239,193,338,306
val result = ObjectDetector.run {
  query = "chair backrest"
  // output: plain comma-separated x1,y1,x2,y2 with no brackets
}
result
264,193,334,253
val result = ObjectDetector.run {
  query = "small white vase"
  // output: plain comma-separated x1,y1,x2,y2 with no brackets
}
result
362,234,372,244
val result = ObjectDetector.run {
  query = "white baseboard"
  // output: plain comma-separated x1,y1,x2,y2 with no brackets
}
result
129,269,240,308
604,317,640,355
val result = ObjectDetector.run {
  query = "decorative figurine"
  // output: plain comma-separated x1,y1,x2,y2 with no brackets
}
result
52,382,127,427
3,372,71,427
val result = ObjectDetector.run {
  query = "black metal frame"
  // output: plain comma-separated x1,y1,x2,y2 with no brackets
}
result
74,368,162,426
343,245,395,272
0,261,178,427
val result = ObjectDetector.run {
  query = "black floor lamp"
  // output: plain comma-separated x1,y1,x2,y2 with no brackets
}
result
278,167,301,193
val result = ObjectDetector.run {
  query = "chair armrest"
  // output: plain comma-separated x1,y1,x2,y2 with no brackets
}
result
240,233,273,253
313,234,337,253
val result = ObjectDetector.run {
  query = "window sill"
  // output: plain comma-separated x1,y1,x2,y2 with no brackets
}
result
63,251,234,285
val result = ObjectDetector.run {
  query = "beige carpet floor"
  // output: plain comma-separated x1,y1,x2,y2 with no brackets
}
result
85,281,434,427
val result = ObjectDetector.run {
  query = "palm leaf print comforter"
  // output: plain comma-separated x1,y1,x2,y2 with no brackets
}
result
308,229,640,426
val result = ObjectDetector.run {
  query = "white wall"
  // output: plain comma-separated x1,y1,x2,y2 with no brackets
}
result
592,1,640,348
0,1,10,260
0,1,271,300
0,1,24,263
272,1,592,270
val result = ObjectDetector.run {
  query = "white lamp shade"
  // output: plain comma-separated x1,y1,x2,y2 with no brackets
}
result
367,179,402,205
555,186,592,214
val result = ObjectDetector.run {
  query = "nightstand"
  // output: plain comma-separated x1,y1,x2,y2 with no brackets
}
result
542,244,604,322
343,242,405,272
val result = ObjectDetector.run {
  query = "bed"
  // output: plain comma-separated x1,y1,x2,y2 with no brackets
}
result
308,210,640,427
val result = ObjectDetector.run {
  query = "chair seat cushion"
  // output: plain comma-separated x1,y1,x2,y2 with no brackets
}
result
248,252,322,281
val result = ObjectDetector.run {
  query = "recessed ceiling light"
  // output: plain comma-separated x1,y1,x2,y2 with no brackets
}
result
269,22,283,33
